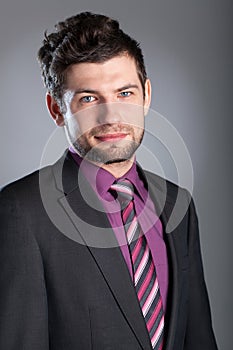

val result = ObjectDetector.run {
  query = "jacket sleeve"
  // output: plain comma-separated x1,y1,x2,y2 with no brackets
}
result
0,185,49,350
184,197,218,349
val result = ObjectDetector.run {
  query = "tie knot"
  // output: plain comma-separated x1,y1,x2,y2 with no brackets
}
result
110,179,134,206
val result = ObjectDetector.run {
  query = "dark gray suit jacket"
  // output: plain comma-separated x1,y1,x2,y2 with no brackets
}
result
0,151,218,349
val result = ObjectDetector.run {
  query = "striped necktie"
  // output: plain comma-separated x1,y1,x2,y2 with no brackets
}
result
110,179,164,350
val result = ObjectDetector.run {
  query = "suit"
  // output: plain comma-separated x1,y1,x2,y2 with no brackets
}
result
0,150,218,349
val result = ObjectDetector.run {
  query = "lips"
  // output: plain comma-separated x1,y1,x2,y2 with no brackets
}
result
95,133,127,142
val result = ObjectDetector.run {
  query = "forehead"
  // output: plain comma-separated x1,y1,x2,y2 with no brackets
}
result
65,55,141,91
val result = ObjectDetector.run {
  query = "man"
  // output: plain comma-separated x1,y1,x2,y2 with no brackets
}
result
0,12,218,350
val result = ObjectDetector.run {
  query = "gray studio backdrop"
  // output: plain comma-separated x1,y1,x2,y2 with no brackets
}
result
0,1,232,349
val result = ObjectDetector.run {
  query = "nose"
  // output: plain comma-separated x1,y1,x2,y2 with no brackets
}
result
96,102,122,125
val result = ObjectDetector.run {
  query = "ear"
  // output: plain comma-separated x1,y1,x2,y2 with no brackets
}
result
46,93,65,126
143,79,152,116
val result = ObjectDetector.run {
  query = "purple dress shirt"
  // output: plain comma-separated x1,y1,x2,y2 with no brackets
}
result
69,149,169,313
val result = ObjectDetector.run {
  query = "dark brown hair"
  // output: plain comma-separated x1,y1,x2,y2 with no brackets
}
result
37,12,147,109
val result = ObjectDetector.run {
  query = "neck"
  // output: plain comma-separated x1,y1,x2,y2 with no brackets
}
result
90,156,135,179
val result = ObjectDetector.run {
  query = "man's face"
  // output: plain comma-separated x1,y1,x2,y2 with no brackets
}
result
59,55,151,164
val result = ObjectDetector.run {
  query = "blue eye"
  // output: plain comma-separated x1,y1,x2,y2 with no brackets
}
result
120,91,131,97
81,96,95,103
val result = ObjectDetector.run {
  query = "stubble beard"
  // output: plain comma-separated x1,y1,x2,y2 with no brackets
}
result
70,124,144,165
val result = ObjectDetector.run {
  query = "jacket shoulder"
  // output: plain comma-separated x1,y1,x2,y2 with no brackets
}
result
0,164,55,202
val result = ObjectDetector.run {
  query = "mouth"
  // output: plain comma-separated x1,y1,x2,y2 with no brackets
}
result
94,133,128,142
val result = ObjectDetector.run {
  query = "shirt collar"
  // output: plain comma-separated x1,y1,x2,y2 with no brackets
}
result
69,148,148,202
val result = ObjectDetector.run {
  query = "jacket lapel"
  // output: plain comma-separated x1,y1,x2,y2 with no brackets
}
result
52,152,153,350
144,170,186,350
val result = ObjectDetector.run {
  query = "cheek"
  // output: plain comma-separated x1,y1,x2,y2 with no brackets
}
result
66,117,93,137
122,104,144,127
127,115,144,133
73,109,101,133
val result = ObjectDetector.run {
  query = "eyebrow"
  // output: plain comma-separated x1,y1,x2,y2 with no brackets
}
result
115,84,140,92
73,84,140,96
